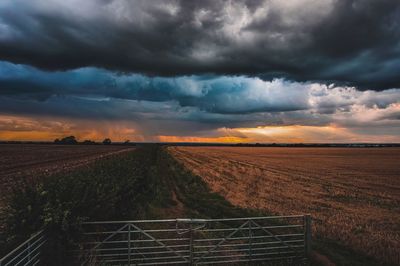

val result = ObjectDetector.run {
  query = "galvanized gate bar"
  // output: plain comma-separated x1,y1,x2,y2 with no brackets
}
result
77,215,311,265
1,216,312,265
82,215,305,224
0,230,46,266
249,220,300,254
193,220,250,263
128,223,190,263
91,223,129,250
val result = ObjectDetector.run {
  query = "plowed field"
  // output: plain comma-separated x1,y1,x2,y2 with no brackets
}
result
0,144,134,192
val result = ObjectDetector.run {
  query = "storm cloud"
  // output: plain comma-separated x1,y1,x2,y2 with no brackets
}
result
0,0,399,89
0,61,399,139
0,1,400,142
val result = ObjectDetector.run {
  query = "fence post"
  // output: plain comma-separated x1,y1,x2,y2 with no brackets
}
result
28,240,31,263
304,215,312,257
189,223,194,266
249,220,252,261
128,224,131,265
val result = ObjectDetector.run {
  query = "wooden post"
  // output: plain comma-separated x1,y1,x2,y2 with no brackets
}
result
189,223,194,266
28,241,31,263
128,224,131,265
304,215,312,257
249,220,252,261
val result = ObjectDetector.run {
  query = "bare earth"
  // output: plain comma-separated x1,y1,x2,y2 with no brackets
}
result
0,144,134,192
169,146,400,265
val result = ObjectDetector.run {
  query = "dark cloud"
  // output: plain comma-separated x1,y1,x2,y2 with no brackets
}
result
0,61,399,139
0,62,312,114
0,0,399,89
0,1,400,141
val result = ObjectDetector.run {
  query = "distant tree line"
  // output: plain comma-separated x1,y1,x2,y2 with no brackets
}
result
54,136,114,145
54,136,78,144
102,138,112,145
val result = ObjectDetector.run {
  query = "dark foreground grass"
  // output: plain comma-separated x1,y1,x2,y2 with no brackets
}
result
1,145,381,265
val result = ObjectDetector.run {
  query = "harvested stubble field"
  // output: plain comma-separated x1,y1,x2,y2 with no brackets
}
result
169,146,400,265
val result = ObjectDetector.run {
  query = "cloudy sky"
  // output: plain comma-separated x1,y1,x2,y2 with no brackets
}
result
0,0,400,142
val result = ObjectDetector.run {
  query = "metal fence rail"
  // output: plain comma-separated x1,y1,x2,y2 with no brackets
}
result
0,230,46,266
76,215,312,265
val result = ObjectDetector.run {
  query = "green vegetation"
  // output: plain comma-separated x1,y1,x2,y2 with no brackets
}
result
2,147,155,261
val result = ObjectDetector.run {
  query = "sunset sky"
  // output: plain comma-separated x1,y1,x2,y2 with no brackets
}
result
0,0,400,142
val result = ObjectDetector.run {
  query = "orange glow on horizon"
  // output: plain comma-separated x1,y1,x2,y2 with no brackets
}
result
1,114,400,143
157,135,246,143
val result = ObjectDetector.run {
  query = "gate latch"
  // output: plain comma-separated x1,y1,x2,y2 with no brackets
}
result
176,219,206,234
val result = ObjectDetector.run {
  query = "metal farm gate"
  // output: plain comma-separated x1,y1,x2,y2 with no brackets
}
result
76,215,312,265
0,230,46,266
